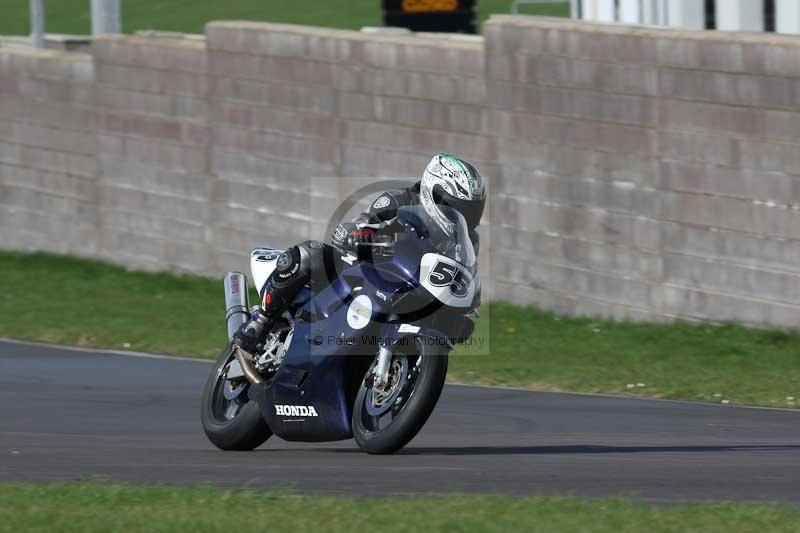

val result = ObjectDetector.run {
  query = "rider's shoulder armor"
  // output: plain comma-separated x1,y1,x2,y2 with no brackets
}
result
367,184,420,223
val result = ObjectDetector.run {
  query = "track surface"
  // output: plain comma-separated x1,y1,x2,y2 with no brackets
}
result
1,341,799,503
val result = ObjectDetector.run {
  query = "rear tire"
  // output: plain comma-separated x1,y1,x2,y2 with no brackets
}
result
201,342,272,451
352,338,448,454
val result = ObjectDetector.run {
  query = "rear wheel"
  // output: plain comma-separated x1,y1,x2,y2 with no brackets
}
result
352,338,448,454
201,342,272,451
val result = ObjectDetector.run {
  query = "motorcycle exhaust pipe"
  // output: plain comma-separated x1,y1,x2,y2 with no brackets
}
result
233,345,264,385
224,272,250,341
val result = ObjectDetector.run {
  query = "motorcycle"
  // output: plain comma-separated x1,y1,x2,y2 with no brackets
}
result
201,205,479,454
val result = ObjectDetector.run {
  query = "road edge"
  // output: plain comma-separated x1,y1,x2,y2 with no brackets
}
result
3,337,798,414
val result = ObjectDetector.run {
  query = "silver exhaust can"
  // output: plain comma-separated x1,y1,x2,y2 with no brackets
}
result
224,272,250,340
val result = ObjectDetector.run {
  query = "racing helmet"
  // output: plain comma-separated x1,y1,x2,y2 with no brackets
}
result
420,153,486,236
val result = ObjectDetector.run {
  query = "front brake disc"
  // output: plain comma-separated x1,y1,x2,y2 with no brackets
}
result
365,355,409,416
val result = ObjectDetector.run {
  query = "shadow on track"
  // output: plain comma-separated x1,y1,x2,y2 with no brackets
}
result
320,444,800,456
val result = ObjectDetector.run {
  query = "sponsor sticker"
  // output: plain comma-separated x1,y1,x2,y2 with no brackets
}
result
398,323,421,334
253,248,283,262
275,405,319,417
347,294,372,330
254,253,281,262
333,224,347,241
373,195,391,209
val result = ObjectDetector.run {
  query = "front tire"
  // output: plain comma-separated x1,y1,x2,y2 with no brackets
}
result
201,342,272,451
352,338,448,454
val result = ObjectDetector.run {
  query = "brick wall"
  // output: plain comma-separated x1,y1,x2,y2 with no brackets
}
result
0,48,96,256
204,23,492,268
485,16,800,327
2,17,800,328
92,36,212,273
206,23,339,268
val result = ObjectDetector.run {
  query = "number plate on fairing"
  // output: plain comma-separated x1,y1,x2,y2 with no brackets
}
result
419,253,475,308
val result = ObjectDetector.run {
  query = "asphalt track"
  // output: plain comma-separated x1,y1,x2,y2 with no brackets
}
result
1,340,799,504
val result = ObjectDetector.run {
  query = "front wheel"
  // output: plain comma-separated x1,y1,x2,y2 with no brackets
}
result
201,342,272,451
352,338,448,454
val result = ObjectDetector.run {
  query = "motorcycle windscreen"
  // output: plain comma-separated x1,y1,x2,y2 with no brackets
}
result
396,205,476,269
397,205,478,308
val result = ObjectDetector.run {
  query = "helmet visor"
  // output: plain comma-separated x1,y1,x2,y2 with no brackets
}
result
433,184,485,229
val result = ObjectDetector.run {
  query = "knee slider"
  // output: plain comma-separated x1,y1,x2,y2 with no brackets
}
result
272,245,311,289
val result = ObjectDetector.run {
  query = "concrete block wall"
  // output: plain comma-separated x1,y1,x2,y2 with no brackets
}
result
2,17,800,328
0,48,97,256
485,16,800,327
204,22,492,268
206,23,339,266
92,36,212,273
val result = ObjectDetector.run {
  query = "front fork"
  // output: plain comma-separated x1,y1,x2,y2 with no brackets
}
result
372,344,393,388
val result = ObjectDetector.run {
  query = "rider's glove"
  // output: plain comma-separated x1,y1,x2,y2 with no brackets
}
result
332,222,375,250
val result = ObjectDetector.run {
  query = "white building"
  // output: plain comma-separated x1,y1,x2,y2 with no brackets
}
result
573,0,800,34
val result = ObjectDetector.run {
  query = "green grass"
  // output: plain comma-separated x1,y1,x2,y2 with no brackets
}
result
1,483,799,533
453,303,800,407
1,251,799,408
0,0,569,36
0,251,228,359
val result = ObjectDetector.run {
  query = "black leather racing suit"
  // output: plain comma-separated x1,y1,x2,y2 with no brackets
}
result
235,182,478,351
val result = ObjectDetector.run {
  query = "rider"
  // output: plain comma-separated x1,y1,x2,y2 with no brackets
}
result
233,153,487,354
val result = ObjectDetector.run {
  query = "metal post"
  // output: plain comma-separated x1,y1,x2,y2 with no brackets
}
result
777,0,800,34
667,0,704,29
570,0,581,18
641,0,657,24
91,0,122,35
581,0,615,21
30,0,45,48
619,0,642,23
716,0,764,31
658,0,669,25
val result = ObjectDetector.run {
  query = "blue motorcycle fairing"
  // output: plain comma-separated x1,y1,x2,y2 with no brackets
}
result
248,282,472,441
248,277,387,442
247,206,478,443
377,313,475,351
247,320,358,442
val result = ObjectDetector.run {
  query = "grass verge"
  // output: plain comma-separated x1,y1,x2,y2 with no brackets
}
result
1,251,798,408
0,0,569,36
1,483,799,533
